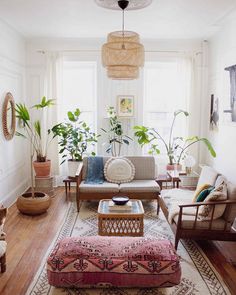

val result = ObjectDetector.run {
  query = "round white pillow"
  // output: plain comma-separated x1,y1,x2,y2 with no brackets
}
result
104,157,135,184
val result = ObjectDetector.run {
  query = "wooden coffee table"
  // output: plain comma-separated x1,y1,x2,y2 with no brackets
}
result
98,199,144,237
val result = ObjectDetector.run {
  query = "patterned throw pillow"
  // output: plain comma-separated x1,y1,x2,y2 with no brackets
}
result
192,184,212,202
104,157,135,184
196,186,215,202
199,182,227,220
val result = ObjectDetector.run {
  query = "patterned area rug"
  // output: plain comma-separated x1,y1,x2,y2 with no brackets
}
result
26,200,231,295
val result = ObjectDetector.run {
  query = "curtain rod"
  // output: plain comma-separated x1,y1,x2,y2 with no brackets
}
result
37,49,199,54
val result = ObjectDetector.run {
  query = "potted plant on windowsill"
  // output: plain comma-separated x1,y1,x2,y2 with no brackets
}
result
15,97,56,215
52,108,98,177
16,97,56,177
134,109,216,169
101,106,132,157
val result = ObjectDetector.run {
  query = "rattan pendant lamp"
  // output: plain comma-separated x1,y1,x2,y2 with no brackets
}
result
99,0,147,80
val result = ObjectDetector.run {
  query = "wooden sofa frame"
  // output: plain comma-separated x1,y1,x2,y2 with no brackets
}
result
75,163,159,212
157,196,236,249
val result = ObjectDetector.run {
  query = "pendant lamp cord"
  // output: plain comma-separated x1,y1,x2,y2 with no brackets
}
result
122,7,125,49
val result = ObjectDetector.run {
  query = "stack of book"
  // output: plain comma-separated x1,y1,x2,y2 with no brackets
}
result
108,201,132,212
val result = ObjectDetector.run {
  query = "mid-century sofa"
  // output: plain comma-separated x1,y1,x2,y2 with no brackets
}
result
75,156,160,211
157,166,236,249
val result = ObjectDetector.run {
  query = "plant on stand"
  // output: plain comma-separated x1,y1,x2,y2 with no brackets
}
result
134,109,216,169
102,106,132,157
16,96,56,177
15,96,56,215
52,108,98,177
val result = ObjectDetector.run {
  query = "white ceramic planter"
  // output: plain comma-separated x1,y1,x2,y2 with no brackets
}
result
68,160,81,177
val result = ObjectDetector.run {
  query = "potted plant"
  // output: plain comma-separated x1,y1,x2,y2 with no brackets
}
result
52,108,98,177
15,96,56,177
15,97,55,215
101,106,132,157
134,109,216,169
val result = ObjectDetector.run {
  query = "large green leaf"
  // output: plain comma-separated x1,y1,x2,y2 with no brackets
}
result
34,120,41,138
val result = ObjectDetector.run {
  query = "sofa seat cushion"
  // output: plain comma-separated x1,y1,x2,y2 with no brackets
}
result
47,236,181,288
120,180,160,193
79,181,119,193
173,215,231,230
161,189,194,210
161,189,196,223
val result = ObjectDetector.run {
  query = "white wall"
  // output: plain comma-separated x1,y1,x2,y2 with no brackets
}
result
0,20,30,206
26,37,203,175
206,14,236,184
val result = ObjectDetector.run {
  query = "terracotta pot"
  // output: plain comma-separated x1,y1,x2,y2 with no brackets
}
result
68,160,81,178
166,164,182,171
16,192,51,216
33,160,51,178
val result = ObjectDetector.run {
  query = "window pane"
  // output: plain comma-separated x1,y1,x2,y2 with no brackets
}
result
143,61,189,158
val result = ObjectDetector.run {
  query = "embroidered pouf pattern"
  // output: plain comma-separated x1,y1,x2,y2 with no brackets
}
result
47,236,181,288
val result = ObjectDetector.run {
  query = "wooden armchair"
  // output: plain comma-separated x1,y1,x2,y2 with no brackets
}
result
157,166,236,249
173,200,236,249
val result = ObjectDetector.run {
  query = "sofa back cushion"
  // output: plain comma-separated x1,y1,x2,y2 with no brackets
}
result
82,156,156,180
223,181,236,223
197,166,219,189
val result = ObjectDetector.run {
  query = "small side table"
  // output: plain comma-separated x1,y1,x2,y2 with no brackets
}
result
63,177,76,200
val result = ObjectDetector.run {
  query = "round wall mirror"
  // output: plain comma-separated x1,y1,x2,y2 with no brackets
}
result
2,92,16,140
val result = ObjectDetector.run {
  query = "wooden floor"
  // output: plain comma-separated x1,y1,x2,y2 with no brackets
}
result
0,187,236,295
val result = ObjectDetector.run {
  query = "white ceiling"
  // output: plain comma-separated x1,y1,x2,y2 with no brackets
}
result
0,0,236,39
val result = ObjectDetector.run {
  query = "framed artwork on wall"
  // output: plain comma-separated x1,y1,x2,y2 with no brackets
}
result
210,94,219,130
117,95,134,117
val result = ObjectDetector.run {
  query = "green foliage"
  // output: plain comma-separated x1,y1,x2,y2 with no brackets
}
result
52,109,98,163
102,107,132,157
15,97,56,162
134,110,216,165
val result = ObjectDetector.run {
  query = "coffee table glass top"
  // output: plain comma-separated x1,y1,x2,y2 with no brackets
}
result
98,199,144,215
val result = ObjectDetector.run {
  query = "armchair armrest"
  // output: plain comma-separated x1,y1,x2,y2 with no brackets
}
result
178,199,236,208
177,200,236,231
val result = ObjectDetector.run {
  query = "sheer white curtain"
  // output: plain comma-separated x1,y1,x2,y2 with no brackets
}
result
143,54,195,173
43,52,63,180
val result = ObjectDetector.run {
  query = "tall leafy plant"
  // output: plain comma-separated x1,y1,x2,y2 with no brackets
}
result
101,107,132,157
134,110,216,165
52,108,98,163
15,96,56,197
15,96,56,162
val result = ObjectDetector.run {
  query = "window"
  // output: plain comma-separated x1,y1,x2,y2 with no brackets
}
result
61,61,97,132
143,59,191,158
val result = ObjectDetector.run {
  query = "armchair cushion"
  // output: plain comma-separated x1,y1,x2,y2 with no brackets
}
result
192,183,212,202
79,181,119,193
199,182,227,220
197,166,218,189
120,180,160,193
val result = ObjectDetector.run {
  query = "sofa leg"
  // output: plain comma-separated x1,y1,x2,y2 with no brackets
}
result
0,253,6,273
157,200,160,215
174,237,180,250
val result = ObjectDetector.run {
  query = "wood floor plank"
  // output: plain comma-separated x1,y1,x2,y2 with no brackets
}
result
0,188,236,294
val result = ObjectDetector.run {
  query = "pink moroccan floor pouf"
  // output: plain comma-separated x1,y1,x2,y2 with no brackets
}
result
47,236,181,288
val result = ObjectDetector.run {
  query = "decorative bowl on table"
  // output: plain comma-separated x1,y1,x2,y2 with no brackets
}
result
112,196,129,205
